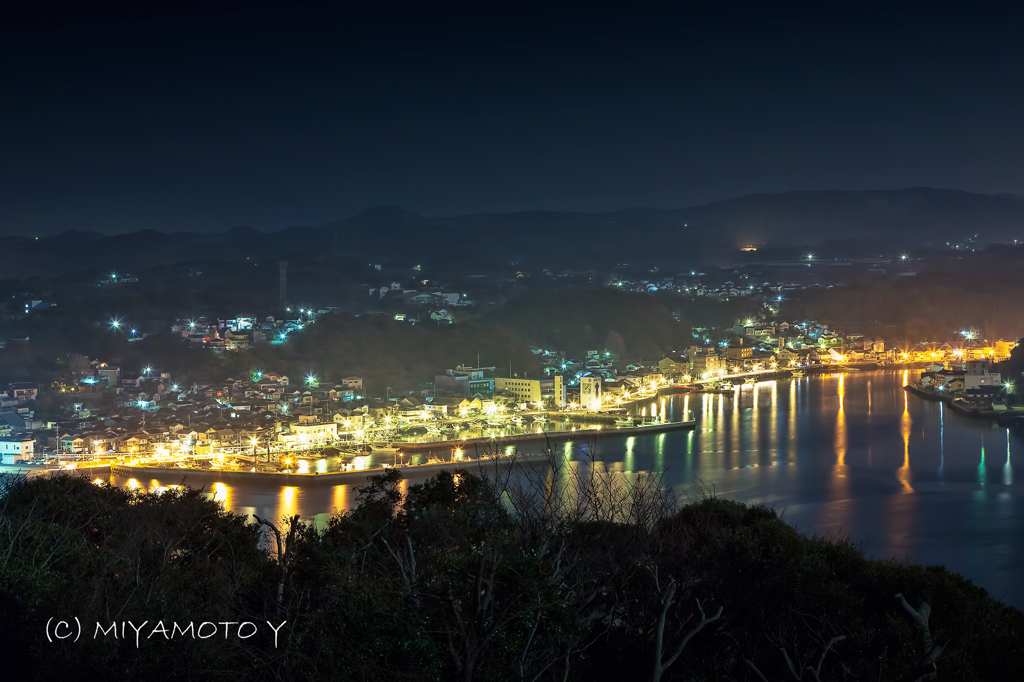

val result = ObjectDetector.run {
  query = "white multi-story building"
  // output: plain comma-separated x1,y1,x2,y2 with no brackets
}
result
281,421,338,447
0,438,34,464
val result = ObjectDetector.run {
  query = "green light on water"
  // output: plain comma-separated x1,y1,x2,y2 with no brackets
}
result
979,441,986,486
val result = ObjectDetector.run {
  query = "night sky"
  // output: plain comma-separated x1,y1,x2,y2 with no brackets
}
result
2,1,1022,236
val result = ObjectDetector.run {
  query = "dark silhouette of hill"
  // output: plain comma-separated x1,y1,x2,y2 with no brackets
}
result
2,188,1021,277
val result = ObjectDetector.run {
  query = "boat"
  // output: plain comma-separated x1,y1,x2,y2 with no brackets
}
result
791,370,805,378
614,417,637,427
743,377,757,385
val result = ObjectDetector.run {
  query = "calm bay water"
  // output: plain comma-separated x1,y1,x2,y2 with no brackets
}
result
109,370,1024,607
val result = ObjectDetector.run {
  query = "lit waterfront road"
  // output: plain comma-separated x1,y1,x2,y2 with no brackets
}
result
107,370,1024,608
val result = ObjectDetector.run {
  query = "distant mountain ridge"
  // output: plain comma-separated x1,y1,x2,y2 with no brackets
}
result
2,188,1022,277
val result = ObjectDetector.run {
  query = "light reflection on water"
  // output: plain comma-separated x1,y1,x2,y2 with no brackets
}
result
106,370,1024,607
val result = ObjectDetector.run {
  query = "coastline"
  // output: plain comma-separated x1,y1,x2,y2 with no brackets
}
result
106,419,697,486
904,381,1024,422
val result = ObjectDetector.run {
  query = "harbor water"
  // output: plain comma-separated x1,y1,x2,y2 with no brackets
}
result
107,370,1024,607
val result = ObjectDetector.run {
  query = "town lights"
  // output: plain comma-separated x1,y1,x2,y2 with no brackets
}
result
171,384,179,391
188,321,196,329
144,366,152,375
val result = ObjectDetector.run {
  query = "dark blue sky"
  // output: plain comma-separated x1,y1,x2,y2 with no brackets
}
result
1,1,1022,235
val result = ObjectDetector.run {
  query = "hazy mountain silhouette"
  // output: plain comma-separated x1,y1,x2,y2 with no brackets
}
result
2,188,1021,277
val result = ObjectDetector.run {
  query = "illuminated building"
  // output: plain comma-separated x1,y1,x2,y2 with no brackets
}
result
580,376,602,411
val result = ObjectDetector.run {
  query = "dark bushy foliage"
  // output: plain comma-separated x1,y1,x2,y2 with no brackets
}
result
1,471,1021,681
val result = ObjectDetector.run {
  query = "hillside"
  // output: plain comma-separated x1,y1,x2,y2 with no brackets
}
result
2,188,1022,277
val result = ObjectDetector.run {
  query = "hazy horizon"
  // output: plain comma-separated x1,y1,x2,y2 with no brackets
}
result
6,185,1022,238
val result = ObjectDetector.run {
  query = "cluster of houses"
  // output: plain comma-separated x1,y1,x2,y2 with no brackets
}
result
0,370,375,463
916,360,1016,411
170,311,328,350
608,269,825,301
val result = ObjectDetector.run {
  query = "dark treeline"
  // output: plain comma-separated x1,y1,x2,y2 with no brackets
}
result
784,272,1024,343
2,285,754,390
0,309,542,394
488,290,760,358
1,460,1020,681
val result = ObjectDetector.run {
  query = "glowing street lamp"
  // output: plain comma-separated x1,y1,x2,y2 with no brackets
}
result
900,254,908,261
110,319,121,329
